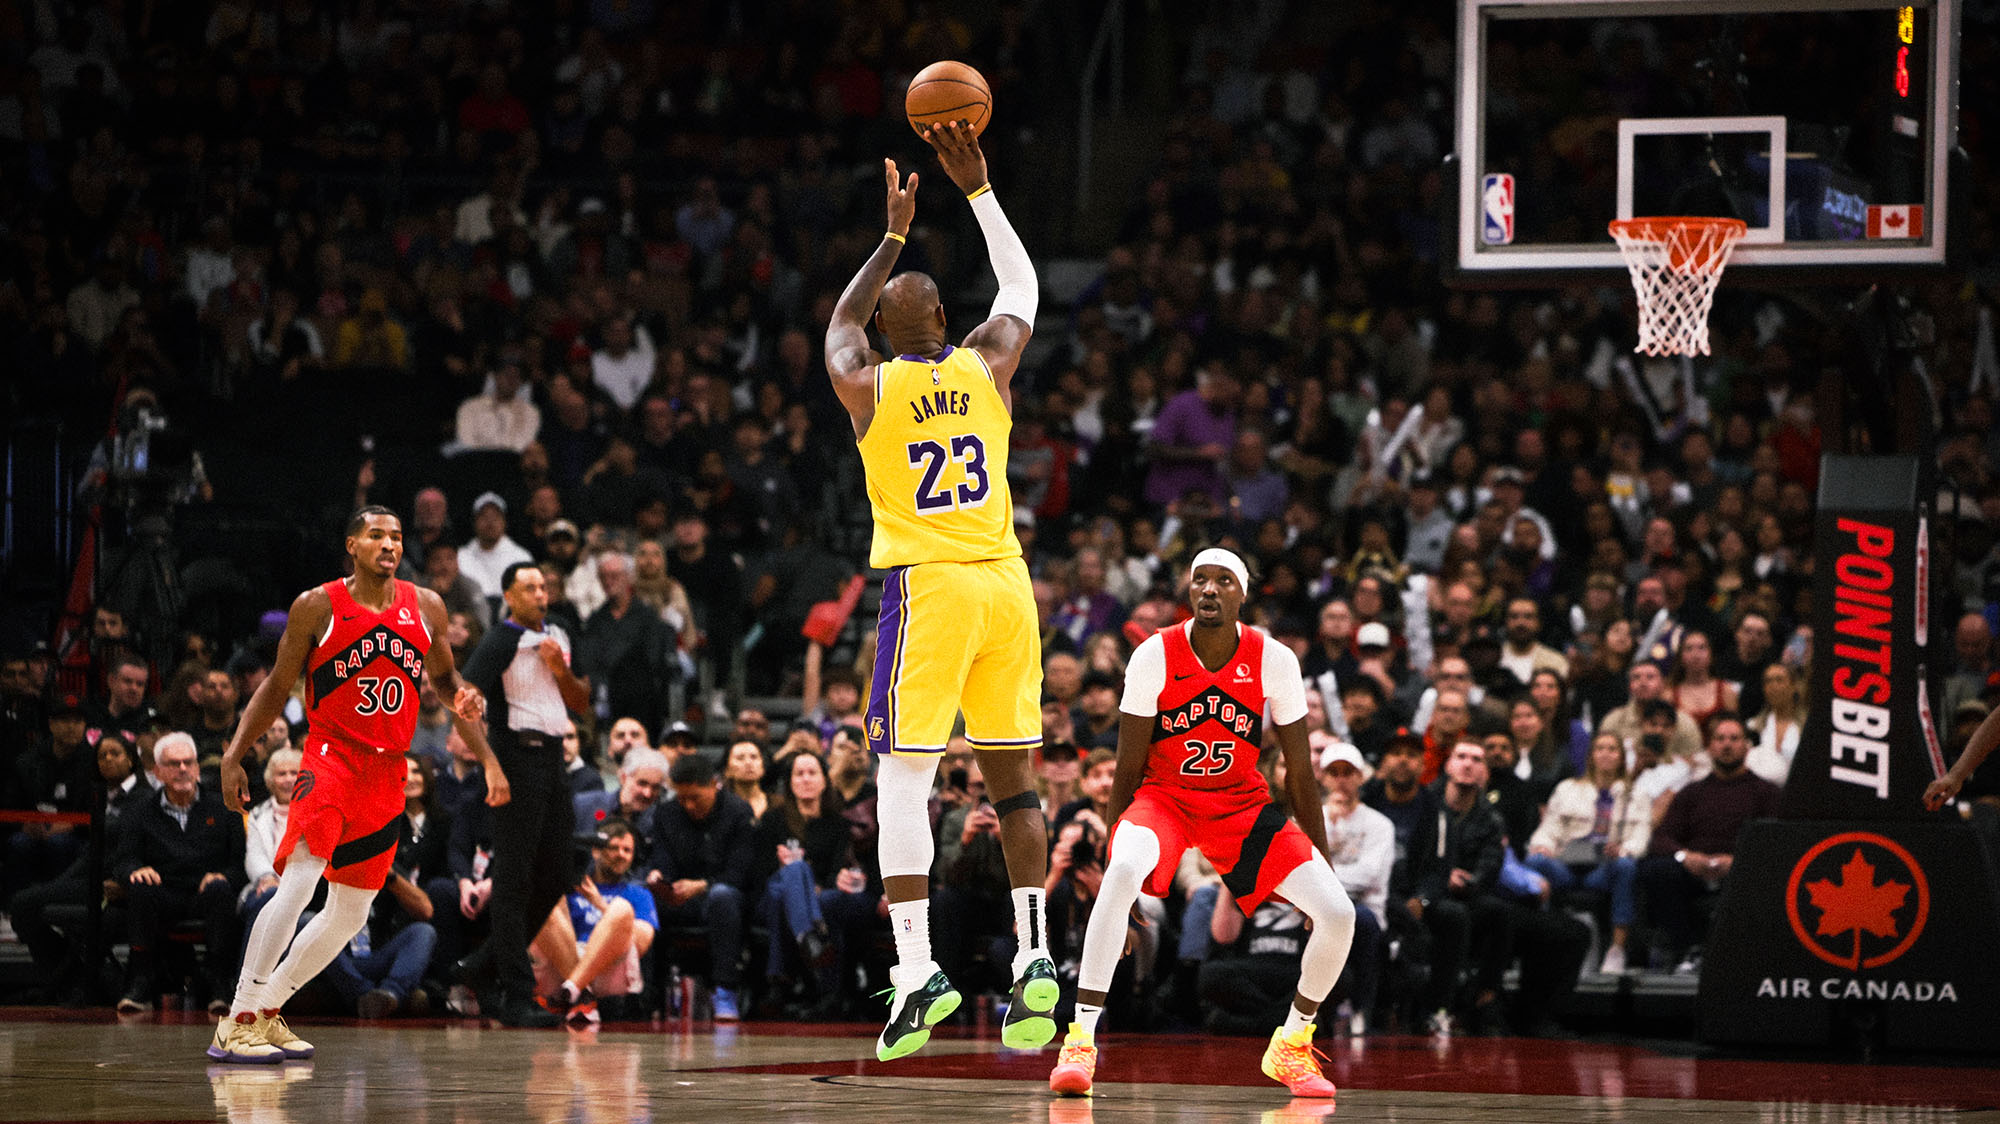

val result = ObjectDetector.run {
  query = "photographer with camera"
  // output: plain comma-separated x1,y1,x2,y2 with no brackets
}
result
532,820,657,1025
459,561,590,1027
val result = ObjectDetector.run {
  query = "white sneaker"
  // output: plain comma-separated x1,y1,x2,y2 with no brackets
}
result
1599,944,1628,975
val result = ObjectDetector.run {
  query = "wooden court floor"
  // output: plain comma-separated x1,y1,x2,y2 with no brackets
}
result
0,1009,1995,1123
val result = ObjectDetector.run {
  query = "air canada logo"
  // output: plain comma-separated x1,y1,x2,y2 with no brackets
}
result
292,771,316,803
1785,831,1930,970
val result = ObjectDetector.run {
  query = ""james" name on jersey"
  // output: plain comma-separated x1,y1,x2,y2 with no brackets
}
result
908,389,973,424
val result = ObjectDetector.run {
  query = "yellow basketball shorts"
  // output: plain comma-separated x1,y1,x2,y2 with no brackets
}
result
865,556,1043,756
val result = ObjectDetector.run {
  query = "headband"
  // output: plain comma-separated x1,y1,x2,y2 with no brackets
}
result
1189,547,1249,593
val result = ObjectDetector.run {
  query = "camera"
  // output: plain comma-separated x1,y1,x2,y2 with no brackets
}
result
570,829,609,885
948,767,969,791
1069,834,1102,871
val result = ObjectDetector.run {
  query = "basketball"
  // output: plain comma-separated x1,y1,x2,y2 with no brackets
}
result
905,60,991,138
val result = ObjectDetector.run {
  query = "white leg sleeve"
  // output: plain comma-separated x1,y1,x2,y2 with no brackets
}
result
1276,859,1356,1004
267,881,379,1005
232,845,326,1013
1077,823,1159,995
875,754,941,880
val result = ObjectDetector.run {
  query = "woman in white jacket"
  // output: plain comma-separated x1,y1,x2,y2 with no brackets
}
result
1745,663,1804,786
239,748,305,923
1523,733,1652,973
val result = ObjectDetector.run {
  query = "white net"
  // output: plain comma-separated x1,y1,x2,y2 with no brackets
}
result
1608,217,1748,357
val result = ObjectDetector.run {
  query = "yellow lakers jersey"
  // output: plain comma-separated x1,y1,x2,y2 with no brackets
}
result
858,344,1021,568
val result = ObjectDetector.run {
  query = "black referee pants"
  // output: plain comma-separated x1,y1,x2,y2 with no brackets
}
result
486,738,575,1001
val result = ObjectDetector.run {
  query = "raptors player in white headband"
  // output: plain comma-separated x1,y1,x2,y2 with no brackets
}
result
1048,547,1355,1100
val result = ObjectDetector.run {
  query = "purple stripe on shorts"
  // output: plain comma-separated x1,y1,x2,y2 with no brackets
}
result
867,567,906,754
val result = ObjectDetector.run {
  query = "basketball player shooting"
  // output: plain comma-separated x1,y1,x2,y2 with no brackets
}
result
1049,549,1355,1099
208,506,510,1063
823,121,1059,1061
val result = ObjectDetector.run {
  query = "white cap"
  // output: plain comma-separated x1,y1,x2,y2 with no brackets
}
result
1356,621,1392,649
1317,741,1370,776
472,491,507,515
1189,547,1249,594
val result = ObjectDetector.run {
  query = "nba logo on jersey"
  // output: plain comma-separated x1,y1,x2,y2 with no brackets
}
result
1481,174,1514,245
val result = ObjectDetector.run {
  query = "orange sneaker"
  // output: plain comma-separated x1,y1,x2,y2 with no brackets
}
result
1047,1024,1098,1097
1260,1024,1336,1098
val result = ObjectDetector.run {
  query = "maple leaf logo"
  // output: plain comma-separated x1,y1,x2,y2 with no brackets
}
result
1805,848,1911,971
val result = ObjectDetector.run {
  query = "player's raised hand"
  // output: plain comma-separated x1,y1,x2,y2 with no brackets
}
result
921,120,989,196
453,685,486,723
885,158,918,237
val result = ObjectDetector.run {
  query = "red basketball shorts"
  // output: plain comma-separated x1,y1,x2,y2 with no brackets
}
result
276,736,408,889
1111,784,1316,910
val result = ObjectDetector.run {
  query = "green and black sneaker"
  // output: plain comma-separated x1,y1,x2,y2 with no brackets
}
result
876,971,962,1061
1001,956,1060,1050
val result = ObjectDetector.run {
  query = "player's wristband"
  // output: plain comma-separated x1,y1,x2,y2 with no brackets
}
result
884,231,907,245
966,183,992,200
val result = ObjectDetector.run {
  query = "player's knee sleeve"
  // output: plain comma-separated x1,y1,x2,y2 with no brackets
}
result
1278,860,1356,1003
1076,823,1161,995
875,754,940,879
1103,823,1161,895
322,881,376,935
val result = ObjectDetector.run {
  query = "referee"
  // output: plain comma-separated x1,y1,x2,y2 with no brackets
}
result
462,561,589,1027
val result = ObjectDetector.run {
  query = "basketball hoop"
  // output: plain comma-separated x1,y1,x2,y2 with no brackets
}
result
1608,216,1748,357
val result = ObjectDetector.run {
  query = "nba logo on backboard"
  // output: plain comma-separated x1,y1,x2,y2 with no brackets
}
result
1481,174,1514,245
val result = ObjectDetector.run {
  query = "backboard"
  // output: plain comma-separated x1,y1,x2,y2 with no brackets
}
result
1451,0,1961,280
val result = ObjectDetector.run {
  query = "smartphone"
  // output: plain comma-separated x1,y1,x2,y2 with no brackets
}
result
948,767,969,790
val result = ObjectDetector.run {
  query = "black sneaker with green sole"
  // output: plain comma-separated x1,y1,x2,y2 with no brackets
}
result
1001,956,1060,1050
876,971,962,1061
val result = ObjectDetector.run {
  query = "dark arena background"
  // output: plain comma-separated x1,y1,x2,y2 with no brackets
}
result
3,1,2000,1121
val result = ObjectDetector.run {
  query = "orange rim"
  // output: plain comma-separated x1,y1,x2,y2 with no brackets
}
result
1610,216,1748,273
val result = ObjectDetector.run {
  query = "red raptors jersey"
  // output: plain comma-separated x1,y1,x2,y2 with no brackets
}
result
306,578,430,752
1144,623,1269,801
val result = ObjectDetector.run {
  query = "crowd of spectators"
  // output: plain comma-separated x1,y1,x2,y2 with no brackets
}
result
4,0,2000,1035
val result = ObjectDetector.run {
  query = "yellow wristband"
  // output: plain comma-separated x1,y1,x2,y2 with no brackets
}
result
884,231,907,244
966,183,993,201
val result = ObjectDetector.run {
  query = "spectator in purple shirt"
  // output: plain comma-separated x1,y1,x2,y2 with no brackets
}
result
1144,366,1240,507
1051,548,1126,647
1224,428,1289,523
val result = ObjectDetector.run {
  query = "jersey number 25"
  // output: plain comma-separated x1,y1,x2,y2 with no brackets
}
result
1180,738,1237,776
908,435,990,514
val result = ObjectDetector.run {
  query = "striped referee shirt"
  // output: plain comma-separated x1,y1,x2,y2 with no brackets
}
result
464,618,573,738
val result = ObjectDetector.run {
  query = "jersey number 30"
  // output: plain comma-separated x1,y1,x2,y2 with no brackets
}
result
354,676,406,715
908,435,990,514
1180,738,1237,776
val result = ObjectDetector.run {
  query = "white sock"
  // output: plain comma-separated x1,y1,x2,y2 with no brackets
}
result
1075,1002,1103,1039
888,899,937,991
561,979,581,1003
1283,1003,1316,1036
1011,886,1048,976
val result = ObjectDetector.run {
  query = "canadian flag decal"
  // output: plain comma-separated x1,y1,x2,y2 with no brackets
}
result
1865,204,1924,239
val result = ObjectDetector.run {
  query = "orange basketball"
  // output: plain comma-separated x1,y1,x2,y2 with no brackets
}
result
905,60,991,138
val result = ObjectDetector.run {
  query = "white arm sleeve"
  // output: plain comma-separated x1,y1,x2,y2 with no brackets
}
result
1120,634,1167,717
968,189,1039,327
1262,637,1309,727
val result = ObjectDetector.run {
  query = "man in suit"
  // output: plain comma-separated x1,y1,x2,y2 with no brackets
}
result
115,732,246,1014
